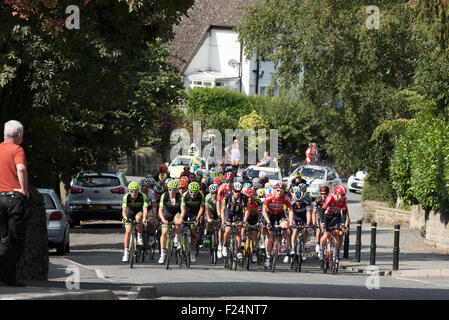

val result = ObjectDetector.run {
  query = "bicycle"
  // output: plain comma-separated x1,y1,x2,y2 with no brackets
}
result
195,217,206,256
242,223,261,271
290,224,311,272
321,225,345,274
142,220,158,263
123,218,142,269
178,220,196,268
266,223,289,273
209,218,221,265
224,222,242,271
164,222,176,270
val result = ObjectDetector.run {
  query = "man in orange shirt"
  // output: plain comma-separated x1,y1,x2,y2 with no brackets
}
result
0,120,29,287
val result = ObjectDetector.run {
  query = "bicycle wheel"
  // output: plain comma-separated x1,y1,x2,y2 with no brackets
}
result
185,231,191,268
290,238,298,272
165,230,174,270
298,240,304,272
271,237,279,273
196,221,204,256
129,231,136,269
330,239,339,275
322,242,330,274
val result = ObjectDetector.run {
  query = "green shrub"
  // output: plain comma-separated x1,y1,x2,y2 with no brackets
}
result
361,173,396,206
390,112,449,213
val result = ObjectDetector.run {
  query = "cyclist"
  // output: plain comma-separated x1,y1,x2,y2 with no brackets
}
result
213,176,223,186
221,182,248,260
180,182,205,263
262,183,294,268
122,182,148,263
241,170,252,184
256,187,266,249
140,178,157,222
158,180,183,264
205,184,222,257
243,188,260,263
290,172,307,189
258,171,269,186
289,191,312,261
313,185,329,253
319,185,349,263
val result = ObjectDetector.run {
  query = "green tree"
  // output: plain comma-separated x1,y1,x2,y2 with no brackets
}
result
1,0,193,190
238,0,419,173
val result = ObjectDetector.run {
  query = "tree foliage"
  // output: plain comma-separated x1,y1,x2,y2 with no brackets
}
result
237,0,419,173
0,0,192,189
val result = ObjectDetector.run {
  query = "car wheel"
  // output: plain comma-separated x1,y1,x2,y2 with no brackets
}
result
65,229,70,253
56,236,66,255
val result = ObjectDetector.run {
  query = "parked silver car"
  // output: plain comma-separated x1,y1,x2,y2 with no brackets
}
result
38,188,70,255
66,171,129,226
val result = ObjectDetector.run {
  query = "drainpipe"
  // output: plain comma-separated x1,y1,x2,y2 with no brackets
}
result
239,43,243,93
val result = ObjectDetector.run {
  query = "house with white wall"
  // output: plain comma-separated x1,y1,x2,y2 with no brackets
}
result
170,0,276,96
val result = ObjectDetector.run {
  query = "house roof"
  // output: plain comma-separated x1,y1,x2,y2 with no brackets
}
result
170,0,261,74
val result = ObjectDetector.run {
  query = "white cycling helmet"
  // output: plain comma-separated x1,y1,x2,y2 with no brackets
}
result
209,184,218,194
293,191,305,202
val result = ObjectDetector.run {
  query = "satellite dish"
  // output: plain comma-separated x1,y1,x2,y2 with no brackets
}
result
228,59,240,68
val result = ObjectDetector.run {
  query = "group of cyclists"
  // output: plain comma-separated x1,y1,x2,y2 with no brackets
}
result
121,163,350,270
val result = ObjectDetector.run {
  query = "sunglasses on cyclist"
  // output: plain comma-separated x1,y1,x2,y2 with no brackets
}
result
130,190,138,194
168,188,177,192
226,180,232,183
189,191,198,195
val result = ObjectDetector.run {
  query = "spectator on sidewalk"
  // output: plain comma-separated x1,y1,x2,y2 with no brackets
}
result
0,120,30,287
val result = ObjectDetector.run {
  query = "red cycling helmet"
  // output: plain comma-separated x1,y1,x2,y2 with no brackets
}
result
160,164,168,173
245,188,255,197
214,177,222,185
334,185,347,196
224,172,234,181
179,176,189,188
273,183,282,190
320,185,330,194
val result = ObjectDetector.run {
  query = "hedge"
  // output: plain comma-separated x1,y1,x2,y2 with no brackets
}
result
390,112,449,212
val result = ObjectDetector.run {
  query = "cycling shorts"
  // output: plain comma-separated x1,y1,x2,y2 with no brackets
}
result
293,214,307,227
247,214,259,226
126,208,143,221
322,214,341,232
225,210,244,225
267,211,288,226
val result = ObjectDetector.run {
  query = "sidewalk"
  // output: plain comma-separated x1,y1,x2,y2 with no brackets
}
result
339,222,449,277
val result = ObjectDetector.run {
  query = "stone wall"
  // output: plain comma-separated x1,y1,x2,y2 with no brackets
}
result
363,201,449,252
107,147,164,177
423,209,449,252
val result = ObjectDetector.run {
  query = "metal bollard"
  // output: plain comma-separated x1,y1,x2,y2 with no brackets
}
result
343,227,349,259
355,219,362,262
393,224,400,271
370,222,377,265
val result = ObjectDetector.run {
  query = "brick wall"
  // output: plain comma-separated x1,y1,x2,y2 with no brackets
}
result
424,209,449,252
362,201,410,227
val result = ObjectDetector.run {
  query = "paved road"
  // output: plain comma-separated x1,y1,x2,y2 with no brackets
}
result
50,190,449,300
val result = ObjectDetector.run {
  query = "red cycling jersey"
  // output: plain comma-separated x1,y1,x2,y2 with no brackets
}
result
264,193,292,215
322,192,347,215
217,184,230,203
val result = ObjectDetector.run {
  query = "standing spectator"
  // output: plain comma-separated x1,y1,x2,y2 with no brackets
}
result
305,143,319,164
225,139,240,176
0,120,29,287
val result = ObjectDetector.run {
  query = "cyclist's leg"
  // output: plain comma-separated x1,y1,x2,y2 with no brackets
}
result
280,214,290,251
124,208,136,250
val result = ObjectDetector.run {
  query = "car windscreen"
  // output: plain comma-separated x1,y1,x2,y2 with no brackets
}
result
41,193,56,210
299,168,325,180
246,168,280,180
172,158,206,167
75,176,121,187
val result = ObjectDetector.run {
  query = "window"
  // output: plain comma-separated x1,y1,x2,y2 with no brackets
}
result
75,176,121,187
42,194,56,210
